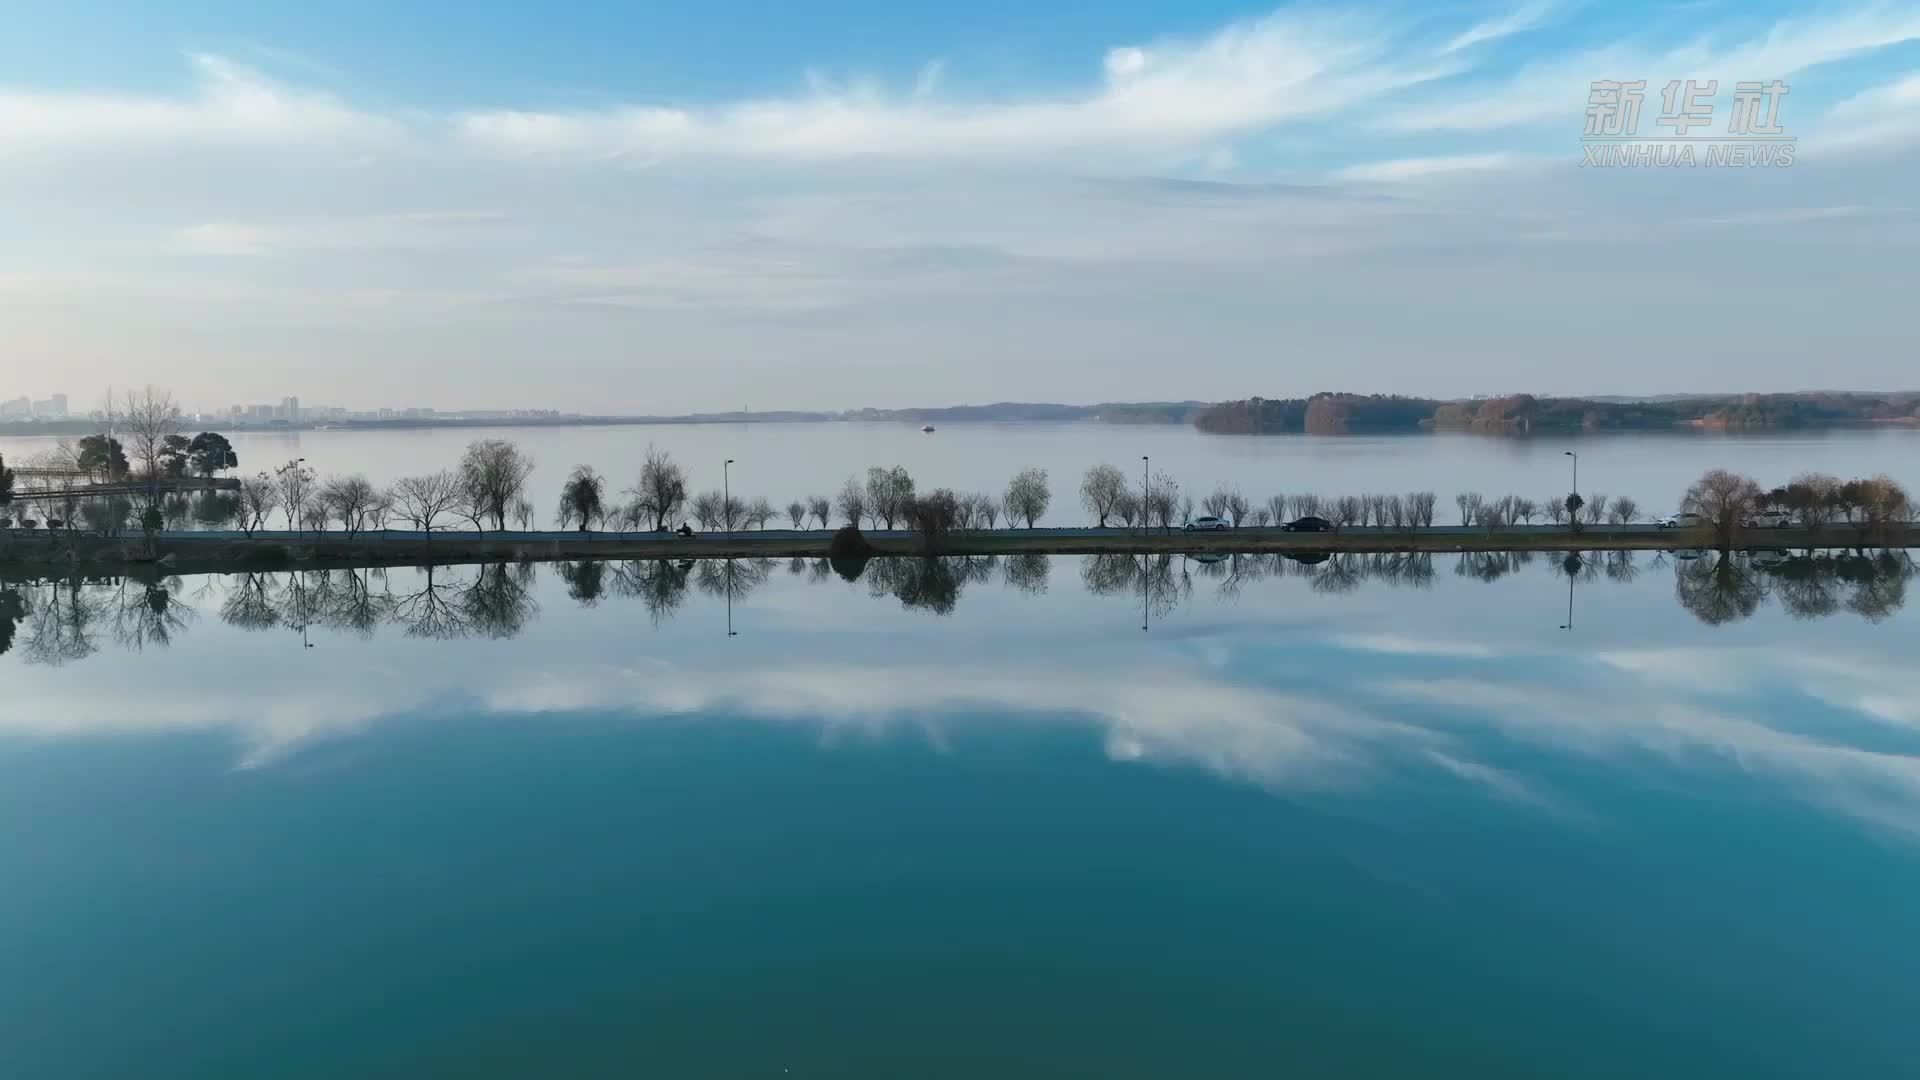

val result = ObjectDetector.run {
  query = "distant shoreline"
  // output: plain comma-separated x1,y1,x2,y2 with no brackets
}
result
5,390,1917,439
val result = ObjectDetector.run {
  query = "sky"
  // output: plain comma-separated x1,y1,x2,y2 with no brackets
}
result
2,0,1917,414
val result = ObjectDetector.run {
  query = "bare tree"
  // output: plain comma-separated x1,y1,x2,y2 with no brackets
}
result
1293,494,1323,519
1266,495,1290,525
1331,495,1363,528
1681,468,1763,550
458,439,536,532
1202,487,1233,521
864,466,915,529
300,493,331,532
1225,489,1250,526
747,496,776,529
1783,472,1841,527
787,500,807,528
808,495,832,529
1510,496,1538,524
1583,493,1610,527
1608,496,1640,524
1251,508,1272,527
319,474,384,537
1005,467,1051,527
904,489,962,549
119,386,181,504
1454,492,1484,526
1080,464,1129,527
1857,475,1912,539
1145,471,1180,529
1543,495,1568,525
628,445,688,530
1492,495,1519,527
1408,491,1438,528
556,465,607,532
1379,494,1406,529
236,474,281,535
272,460,315,529
835,476,867,527
389,471,464,533
977,493,1001,529
690,490,728,530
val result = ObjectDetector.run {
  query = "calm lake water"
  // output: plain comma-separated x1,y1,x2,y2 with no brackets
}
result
6,421,1920,518
4,549,1919,1077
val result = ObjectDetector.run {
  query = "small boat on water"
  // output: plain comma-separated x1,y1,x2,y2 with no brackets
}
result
921,424,936,433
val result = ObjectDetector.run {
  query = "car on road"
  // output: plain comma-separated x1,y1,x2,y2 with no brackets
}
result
1744,510,1794,529
1283,515,1335,532
1657,512,1706,529
1184,515,1232,532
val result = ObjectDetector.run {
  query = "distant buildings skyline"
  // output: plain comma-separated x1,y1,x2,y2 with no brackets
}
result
0,393,69,421
0,387,575,427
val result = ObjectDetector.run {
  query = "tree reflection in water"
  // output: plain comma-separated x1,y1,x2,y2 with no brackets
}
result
1003,552,1049,595
1081,553,1186,616
559,560,607,606
696,558,772,604
1674,554,1766,626
0,549,1912,663
611,559,692,625
109,570,194,652
0,586,26,657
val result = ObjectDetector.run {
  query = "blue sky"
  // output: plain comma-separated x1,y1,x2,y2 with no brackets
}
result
2,1,1917,412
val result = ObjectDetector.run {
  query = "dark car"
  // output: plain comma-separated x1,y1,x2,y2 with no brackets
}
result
1284,550,1331,566
1283,515,1334,532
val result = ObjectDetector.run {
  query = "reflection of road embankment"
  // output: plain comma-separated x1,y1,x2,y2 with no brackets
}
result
4,550,1911,666
0,523,1915,572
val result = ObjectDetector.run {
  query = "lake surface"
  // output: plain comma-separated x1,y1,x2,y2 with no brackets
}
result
4,550,1920,1078
7,421,1920,521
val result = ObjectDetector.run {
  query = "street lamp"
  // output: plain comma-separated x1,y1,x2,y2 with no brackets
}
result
1564,450,1578,496
723,458,735,534
1142,455,1150,534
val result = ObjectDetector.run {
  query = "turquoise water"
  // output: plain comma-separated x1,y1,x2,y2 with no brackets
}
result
3,552,1919,1077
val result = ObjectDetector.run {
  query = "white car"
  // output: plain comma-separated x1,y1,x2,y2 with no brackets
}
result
1744,510,1794,529
1184,515,1232,532
1657,512,1706,529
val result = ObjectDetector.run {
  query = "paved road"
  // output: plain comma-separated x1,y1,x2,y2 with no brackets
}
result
49,523,1693,543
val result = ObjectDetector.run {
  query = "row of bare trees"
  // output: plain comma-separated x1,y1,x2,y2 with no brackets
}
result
8,416,1913,548
1681,469,1913,549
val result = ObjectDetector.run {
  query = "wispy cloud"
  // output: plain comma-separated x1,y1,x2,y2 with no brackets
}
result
1820,70,1920,148
4,4,1919,407
0,53,392,148
454,10,1460,162
1439,1,1556,55
1382,675,1920,836
173,211,511,256
1330,152,1519,182
1380,5,1920,132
